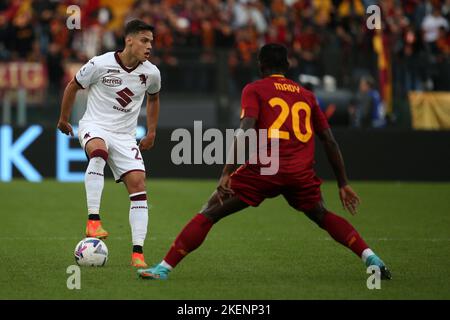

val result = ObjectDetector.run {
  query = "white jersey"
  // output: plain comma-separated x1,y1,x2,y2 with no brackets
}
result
75,51,161,135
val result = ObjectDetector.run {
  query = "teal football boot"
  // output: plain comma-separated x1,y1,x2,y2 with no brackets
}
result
366,255,392,280
137,264,171,280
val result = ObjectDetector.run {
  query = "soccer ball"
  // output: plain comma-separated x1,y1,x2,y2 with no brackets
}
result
74,237,108,267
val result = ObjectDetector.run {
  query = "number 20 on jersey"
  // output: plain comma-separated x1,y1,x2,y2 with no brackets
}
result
268,97,313,143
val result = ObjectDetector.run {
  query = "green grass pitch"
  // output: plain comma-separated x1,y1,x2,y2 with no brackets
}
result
0,180,449,299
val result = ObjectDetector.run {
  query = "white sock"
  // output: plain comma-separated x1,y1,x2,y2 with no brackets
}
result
161,260,173,270
129,192,148,247
361,248,375,263
85,157,106,215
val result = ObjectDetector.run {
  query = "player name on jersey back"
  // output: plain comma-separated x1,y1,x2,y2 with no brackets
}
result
273,82,300,93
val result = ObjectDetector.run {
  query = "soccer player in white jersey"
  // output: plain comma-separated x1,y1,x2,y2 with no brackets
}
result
57,20,161,267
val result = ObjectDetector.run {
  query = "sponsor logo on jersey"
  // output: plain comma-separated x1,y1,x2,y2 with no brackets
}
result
113,105,131,113
139,74,148,86
107,69,120,73
115,88,134,107
102,76,122,87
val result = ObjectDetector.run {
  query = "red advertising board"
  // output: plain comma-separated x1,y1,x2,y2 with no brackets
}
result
0,62,48,90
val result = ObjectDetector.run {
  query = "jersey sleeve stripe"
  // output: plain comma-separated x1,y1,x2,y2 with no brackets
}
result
74,76,85,89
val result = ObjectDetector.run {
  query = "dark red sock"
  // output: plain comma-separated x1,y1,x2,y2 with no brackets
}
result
163,214,214,268
322,211,369,257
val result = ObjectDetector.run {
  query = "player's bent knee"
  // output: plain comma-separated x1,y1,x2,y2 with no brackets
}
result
86,138,107,156
132,177,146,189
199,192,219,216
123,174,146,194
303,204,327,228
200,201,226,224
129,181,146,194
201,195,248,224
201,211,221,224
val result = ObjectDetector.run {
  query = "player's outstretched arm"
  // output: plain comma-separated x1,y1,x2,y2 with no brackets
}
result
57,78,82,136
317,128,360,215
139,92,160,151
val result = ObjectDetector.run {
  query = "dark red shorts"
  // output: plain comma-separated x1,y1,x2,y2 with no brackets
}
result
230,164,322,212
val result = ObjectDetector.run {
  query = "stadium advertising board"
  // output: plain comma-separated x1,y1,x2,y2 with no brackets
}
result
1,125,450,182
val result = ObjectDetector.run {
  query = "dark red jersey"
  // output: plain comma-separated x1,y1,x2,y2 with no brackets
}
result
240,75,330,173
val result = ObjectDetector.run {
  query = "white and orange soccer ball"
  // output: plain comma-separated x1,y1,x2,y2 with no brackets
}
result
74,237,108,267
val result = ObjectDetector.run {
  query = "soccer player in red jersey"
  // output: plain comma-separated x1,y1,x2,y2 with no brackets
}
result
137,44,391,280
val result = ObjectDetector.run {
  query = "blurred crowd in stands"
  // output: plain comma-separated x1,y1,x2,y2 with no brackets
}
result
0,0,450,127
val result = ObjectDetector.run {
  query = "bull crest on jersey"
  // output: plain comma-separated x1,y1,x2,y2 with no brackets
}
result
139,74,148,86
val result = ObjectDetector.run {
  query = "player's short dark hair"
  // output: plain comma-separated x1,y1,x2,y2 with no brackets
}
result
124,19,154,37
258,43,289,73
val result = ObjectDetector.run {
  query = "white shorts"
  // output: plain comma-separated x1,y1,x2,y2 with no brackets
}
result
78,123,146,182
